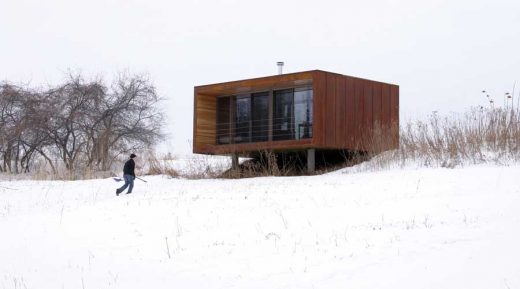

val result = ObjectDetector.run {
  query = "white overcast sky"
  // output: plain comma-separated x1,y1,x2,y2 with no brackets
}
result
1,0,519,153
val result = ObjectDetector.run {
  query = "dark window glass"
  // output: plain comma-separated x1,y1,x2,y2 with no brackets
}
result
294,87,313,139
235,95,251,143
251,92,269,142
217,96,231,144
216,87,313,145
273,89,294,140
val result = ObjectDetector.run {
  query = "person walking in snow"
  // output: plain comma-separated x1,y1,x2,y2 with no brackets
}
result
116,153,137,196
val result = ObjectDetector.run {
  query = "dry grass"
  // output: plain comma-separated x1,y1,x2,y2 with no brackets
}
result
361,106,520,171
403,107,520,164
145,151,180,178
220,151,298,179
174,105,520,178
4,103,520,180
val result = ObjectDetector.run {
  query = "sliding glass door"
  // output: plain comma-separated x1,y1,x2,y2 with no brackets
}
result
252,92,269,142
294,87,313,139
235,95,251,143
217,96,231,144
273,89,294,141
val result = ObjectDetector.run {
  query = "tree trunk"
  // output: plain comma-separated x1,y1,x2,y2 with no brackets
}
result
21,151,33,173
13,142,22,174
5,147,12,173
101,129,111,171
37,149,56,175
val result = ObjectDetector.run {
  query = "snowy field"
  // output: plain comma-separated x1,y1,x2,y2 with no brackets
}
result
1,164,520,289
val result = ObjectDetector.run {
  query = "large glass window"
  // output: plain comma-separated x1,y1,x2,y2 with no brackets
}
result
273,89,294,141
252,92,269,142
294,87,313,139
235,95,251,143
216,96,231,144
216,87,313,145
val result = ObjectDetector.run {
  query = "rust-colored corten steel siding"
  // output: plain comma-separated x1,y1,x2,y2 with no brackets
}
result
193,70,399,155
312,71,399,151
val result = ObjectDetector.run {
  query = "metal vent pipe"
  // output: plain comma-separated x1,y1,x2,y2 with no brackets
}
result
277,62,284,75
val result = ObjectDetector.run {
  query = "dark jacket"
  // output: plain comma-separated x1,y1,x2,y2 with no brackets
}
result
123,159,135,177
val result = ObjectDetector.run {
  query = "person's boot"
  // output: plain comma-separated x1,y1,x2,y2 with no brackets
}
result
116,189,121,196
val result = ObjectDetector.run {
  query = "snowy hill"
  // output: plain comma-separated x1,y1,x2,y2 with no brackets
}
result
1,165,519,289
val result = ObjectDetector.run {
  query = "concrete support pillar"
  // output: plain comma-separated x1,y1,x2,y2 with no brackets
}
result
307,149,315,173
231,153,239,170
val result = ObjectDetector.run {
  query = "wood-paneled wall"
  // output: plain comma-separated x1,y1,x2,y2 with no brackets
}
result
193,94,216,153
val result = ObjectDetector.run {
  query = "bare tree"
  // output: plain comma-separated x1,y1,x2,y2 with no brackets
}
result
43,74,105,172
0,72,165,176
88,73,164,170
17,91,57,173
0,83,27,173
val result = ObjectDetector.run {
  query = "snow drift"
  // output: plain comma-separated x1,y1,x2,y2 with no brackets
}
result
1,164,519,288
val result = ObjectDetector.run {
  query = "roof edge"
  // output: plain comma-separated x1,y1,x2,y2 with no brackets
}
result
195,69,398,89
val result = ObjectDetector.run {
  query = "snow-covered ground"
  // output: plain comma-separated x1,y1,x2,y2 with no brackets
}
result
1,164,519,289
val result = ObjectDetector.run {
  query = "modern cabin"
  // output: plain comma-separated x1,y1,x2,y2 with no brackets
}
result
193,70,399,172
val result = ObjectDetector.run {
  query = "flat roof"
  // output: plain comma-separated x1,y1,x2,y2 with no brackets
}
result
195,70,398,96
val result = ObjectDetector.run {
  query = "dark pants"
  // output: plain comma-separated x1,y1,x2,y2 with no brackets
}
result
118,174,134,194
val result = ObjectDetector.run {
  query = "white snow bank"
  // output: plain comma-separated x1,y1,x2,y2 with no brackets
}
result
1,165,519,288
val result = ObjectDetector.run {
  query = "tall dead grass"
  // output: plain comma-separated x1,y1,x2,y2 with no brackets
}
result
365,106,520,170
220,150,303,178
11,105,519,180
